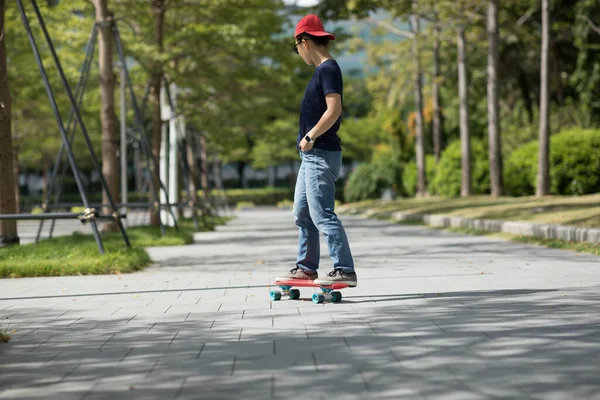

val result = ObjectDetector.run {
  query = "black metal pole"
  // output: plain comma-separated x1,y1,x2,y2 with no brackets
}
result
36,24,98,243
16,0,105,254
29,1,131,249
0,213,125,221
113,23,181,233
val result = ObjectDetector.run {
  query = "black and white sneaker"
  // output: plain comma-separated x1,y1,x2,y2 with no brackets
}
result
276,266,318,282
314,269,357,287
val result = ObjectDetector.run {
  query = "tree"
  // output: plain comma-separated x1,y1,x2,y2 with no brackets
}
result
0,0,19,246
149,0,166,225
410,0,427,197
432,9,443,163
537,0,550,196
91,0,119,231
487,0,503,196
456,19,471,197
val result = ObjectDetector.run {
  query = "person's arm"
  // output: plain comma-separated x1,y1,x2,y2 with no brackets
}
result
306,93,342,141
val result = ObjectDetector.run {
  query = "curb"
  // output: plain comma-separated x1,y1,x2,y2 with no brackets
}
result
343,208,600,245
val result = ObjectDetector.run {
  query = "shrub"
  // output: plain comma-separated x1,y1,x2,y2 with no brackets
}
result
504,141,538,196
208,187,292,206
402,155,437,197
431,139,490,197
344,156,403,203
505,128,600,195
550,129,600,195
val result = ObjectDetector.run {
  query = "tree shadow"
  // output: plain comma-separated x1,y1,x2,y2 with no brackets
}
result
1,286,599,399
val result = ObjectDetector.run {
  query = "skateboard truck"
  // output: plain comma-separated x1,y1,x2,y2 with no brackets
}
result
270,280,347,304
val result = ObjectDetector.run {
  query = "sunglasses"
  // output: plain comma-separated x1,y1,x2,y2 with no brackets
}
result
293,40,303,54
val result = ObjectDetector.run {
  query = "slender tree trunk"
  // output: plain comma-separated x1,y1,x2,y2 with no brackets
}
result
92,0,119,232
41,155,51,205
0,1,19,246
12,145,19,213
487,0,503,197
198,133,209,203
517,68,534,123
185,131,198,206
410,1,426,198
236,161,247,189
537,0,550,196
550,40,564,107
432,14,443,163
457,23,471,197
150,0,166,225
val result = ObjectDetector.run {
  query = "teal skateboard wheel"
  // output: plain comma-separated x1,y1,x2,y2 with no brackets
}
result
289,289,300,300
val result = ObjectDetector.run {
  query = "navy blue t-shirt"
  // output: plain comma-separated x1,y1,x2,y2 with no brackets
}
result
297,59,343,151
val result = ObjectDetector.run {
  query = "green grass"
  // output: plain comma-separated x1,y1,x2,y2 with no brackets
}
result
0,232,151,278
511,236,600,255
437,226,600,256
0,215,231,279
340,194,600,228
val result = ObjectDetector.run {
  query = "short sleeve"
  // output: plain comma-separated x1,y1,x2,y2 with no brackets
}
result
319,64,343,97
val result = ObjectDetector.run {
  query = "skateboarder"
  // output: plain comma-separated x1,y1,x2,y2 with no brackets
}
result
277,14,357,287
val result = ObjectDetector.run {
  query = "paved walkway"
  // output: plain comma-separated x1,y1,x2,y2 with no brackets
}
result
1,208,599,399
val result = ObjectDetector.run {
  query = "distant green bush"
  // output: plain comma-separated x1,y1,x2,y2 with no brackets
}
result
505,128,600,195
504,141,538,196
208,187,292,206
402,155,437,197
344,155,403,203
431,139,490,197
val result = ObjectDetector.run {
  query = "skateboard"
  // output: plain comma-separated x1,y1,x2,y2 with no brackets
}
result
270,279,349,304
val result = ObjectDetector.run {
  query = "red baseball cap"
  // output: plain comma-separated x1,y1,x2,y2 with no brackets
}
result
294,14,336,40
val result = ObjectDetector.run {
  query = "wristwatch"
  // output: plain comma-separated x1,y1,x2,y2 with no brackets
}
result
304,135,313,143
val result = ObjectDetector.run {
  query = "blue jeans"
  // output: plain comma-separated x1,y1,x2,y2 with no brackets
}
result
294,148,354,273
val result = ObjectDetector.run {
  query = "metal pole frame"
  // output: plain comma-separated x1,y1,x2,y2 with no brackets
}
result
35,23,98,243
112,22,179,233
37,18,176,239
16,0,108,254
24,0,131,250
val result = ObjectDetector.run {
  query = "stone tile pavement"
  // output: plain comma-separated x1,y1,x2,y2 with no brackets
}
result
1,208,599,399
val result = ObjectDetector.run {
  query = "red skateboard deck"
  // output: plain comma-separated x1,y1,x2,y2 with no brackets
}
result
271,279,349,303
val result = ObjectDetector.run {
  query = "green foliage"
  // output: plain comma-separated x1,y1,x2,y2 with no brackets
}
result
431,139,490,197
507,129,600,196
551,129,600,195
402,155,437,197
209,187,293,206
504,141,538,196
0,214,225,278
337,115,388,162
344,148,404,202
0,231,151,278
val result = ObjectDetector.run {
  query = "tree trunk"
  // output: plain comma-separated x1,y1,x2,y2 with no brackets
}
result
537,0,550,196
150,0,166,226
13,145,19,213
550,40,564,107
457,23,471,197
41,155,51,205
0,1,19,246
517,68,534,123
185,131,198,206
432,14,443,163
92,0,119,232
410,1,426,198
487,0,503,197
198,133,209,203
236,161,247,189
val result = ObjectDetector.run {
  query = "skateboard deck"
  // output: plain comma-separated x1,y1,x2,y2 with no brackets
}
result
271,279,349,304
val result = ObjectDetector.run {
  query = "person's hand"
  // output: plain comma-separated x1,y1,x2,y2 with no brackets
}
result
300,137,314,152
